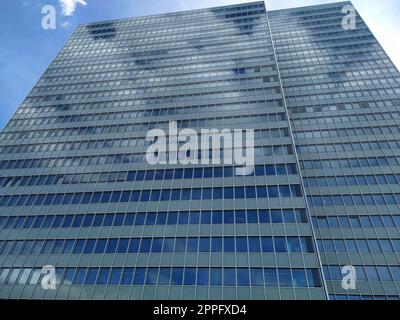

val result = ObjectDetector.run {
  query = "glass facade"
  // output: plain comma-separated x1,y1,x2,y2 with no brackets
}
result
0,1,399,300
269,1,400,300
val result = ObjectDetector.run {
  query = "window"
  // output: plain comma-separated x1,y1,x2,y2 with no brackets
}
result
85,268,99,284
128,239,140,253
97,268,111,285
224,268,236,286
278,269,292,287
117,239,129,253
121,268,134,285
170,268,183,285
184,268,196,285
72,240,84,254
292,269,307,287
83,239,96,254
236,237,247,252
274,237,287,252
109,268,122,285
74,268,86,285
261,237,273,252
264,269,278,286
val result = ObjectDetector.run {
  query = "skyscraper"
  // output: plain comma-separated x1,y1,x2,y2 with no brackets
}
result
0,1,399,300
269,2,400,300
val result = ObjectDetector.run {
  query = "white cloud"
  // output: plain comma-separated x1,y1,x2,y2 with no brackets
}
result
60,21,73,29
59,0,87,16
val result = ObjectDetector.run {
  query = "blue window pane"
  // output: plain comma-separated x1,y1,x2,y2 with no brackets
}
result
121,268,134,285
63,268,75,285
197,268,209,285
235,210,246,223
268,186,279,197
82,214,94,227
83,239,96,254
140,239,152,253
128,239,140,253
151,238,163,253
145,213,157,225
250,268,264,286
278,269,292,287
274,237,287,252
135,213,145,225
175,239,186,252
117,239,129,254
85,268,99,285
271,210,283,223
74,268,87,285
145,268,158,285
125,213,135,226
160,190,171,201
72,240,84,254
236,237,248,252
245,186,256,198
199,238,210,252
161,238,174,253
62,240,74,254
237,268,250,286
213,188,223,199
156,212,167,225
283,210,296,223
211,237,223,252
224,268,236,286
292,269,307,287
158,268,171,285
184,268,196,285
113,213,125,226
181,189,191,200
150,190,160,201
140,191,150,201
105,239,118,253
92,214,104,227
256,186,268,198
201,211,212,224
170,190,180,200
259,210,271,223
306,269,322,287
224,237,235,252
103,214,114,226
91,192,102,203
171,268,183,285
212,211,223,224
261,237,274,252
210,268,222,285
167,212,178,224
248,237,261,252
94,239,107,253
187,238,198,252
223,211,234,224
247,210,258,223
133,268,146,285
287,237,301,252
178,212,189,225
100,192,111,203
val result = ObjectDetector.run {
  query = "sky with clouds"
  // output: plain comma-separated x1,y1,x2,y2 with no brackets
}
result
0,0,399,129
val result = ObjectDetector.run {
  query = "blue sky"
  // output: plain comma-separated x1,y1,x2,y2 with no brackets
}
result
0,0,399,129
